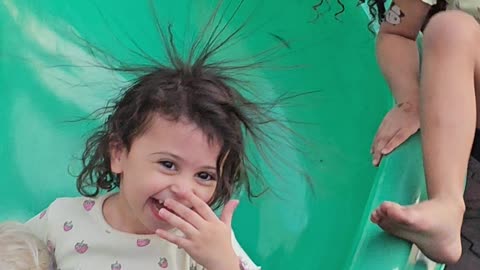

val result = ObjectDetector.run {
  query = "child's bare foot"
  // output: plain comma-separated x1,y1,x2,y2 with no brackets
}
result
370,199,465,264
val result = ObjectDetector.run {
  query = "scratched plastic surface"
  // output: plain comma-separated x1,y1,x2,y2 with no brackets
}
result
0,0,442,269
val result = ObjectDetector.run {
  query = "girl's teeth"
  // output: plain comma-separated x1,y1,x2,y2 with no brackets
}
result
153,199,164,210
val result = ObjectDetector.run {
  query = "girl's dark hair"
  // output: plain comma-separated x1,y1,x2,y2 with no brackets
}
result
76,1,294,208
312,0,447,32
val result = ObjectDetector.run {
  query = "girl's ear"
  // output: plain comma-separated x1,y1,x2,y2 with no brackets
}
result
109,140,126,174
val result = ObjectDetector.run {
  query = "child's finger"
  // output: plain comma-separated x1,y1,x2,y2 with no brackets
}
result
372,131,396,165
179,191,217,221
220,200,239,227
374,135,390,154
372,113,391,148
381,129,407,154
372,152,383,167
158,208,198,237
371,130,388,162
372,142,385,166
371,126,386,153
156,228,189,248
164,198,205,229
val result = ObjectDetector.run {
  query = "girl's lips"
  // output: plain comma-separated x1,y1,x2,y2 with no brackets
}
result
149,197,193,221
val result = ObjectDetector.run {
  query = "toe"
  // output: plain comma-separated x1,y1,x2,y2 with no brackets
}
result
379,202,393,216
371,210,380,223
378,202,410,225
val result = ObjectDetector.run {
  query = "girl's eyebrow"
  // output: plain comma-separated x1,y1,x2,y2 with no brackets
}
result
150,151,184,161
199,166,217,171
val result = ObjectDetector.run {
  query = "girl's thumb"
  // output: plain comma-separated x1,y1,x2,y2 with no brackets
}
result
220,200,239,226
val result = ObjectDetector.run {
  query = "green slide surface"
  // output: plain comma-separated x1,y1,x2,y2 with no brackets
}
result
0,0,441,269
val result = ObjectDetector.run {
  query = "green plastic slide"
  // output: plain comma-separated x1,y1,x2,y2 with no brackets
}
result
0,0,442,269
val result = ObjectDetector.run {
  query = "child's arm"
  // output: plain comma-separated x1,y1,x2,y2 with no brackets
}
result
371,0,432,165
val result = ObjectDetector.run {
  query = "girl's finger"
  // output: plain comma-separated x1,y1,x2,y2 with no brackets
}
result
372,113,392,149
382,129,408,154
372,151,383,167
155,228,189,248
158,208,198,237
372,137,387,166
179,191,218,221
373,126,401,165
219,200,239,227
371,124,386,153
164,198,205,229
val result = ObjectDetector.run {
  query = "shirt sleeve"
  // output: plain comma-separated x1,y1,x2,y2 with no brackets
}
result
24,201,57,254
25,207,50,242
231,231,261,270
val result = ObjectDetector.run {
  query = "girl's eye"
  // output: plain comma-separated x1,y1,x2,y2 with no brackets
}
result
159,161,176,170
196,172,216,181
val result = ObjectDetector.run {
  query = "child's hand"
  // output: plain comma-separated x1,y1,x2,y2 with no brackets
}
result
371,102,420,166
155,191,240,270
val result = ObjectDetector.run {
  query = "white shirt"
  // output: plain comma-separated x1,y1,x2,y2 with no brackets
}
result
422,0,480,21
26,193,260,270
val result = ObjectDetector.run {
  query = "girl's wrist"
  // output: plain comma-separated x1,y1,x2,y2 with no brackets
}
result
396,101,419,112
208,251,240,270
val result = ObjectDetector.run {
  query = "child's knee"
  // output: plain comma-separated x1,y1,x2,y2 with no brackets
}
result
424,10,479,51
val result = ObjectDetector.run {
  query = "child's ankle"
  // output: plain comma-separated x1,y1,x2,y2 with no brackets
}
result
431,197,465,213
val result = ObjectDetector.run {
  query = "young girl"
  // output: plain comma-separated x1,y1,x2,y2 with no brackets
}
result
0,222,55,270
360,0,480,264
24,5,281,269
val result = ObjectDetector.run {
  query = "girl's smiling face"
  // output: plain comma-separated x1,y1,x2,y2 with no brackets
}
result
106,115,220,234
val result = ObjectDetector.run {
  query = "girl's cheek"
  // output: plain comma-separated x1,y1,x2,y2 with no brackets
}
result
202,186,217,202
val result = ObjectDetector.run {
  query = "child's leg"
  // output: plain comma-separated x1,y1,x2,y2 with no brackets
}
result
371,10,480,264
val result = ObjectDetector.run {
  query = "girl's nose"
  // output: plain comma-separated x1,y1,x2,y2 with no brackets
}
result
169,183,193,204
170,181,192,194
